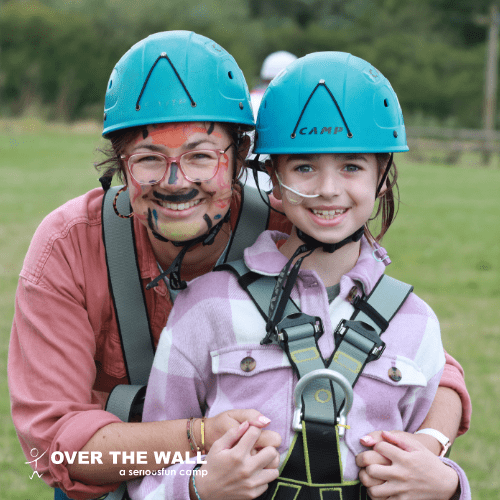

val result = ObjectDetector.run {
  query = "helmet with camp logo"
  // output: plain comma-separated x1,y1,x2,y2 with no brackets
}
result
254,51,408,154
103,31,254,137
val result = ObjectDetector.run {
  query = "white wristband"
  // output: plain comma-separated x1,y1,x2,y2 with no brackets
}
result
415,428,451,457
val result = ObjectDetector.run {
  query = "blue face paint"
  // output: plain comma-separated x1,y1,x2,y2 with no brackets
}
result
168,163,179,185
214,214,222,220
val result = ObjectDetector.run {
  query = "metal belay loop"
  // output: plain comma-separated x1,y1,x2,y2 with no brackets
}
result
135,52,196,111
292,369,353,435
290,79,353,139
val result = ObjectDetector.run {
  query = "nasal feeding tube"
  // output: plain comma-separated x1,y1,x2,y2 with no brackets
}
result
276,172,320,205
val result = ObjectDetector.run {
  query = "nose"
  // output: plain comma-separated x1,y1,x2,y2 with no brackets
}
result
157,162,192,190
317,169,342,199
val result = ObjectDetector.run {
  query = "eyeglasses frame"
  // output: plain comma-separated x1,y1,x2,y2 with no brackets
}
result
121,143,233,185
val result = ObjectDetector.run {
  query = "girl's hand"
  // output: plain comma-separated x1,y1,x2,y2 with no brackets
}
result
192,421,280,500
356,431,459,500
205,409,281,453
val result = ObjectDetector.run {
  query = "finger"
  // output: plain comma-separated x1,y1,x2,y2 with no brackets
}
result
234,424,263,454
381,430,424,452
356,450,391,468
252,445,280,471
227,409,272,428
211,420,250,452
358,468,385,488
360,431,384,448
373,441,409,464
254,429,282,450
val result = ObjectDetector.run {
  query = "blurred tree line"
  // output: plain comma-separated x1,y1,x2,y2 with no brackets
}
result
0,0,495,127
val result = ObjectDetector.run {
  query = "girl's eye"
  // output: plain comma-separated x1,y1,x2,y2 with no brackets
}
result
343,164,360,172
295,164,314,173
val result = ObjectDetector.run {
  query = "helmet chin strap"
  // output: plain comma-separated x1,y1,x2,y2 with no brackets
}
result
295,225,364,253
146,209,231,291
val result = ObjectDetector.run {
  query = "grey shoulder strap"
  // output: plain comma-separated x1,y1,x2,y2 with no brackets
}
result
225,183,270,262
102,186,154,393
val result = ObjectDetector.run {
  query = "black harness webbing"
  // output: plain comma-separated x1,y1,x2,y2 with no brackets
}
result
95,184,269,500
218,259,413,500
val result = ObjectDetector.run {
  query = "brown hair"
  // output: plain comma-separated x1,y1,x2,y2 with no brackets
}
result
366,153,400,244
94,122,249,185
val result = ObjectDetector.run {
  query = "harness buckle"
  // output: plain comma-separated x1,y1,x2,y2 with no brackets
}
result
334,319,386,362
292,369,353,436
262,312,323,346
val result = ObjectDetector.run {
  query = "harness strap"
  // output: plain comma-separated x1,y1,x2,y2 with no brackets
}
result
257,422,367,500
224,183,270,263
328,275,413,414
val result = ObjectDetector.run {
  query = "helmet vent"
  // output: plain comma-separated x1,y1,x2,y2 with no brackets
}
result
228,71,233,79
109,80,113,89
384,99,389,107
393,131,398,138
239,102,244,109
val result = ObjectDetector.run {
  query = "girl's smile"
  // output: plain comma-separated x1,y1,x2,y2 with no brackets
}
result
273,153,382,245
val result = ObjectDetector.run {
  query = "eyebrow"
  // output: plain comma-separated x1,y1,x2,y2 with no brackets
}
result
132,138,219,153
284,153,368,162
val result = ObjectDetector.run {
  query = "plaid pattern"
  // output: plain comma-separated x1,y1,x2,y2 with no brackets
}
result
130,231,447,500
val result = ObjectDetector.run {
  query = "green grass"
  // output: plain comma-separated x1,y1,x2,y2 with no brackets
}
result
1,120,499,498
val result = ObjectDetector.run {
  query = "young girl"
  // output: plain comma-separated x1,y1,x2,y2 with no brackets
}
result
129,52,470,500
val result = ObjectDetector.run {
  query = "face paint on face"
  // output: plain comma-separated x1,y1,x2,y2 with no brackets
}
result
149,123,222,148
125,122,235,243
153,189,199,203
203,214,213,230
168,163,179,185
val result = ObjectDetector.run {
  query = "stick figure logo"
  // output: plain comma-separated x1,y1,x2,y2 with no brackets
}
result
25,448,47,480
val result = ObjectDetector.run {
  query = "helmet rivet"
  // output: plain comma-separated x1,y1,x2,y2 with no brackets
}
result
239,102,244,109
393,130,398,138
191,103,197,108
319,79,325,84
161,52,167,57
291,133,296,139
136,105,141,111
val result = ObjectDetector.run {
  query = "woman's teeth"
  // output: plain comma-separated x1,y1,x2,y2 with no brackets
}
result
312,208,347,219
157,199,202,211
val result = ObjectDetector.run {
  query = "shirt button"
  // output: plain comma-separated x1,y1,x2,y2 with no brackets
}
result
240,357,256,372
388,367,402,382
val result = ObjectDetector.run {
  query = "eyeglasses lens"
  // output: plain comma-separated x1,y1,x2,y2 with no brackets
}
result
129,151,220,184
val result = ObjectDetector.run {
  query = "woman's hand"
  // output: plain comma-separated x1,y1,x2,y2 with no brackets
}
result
192,421,280,500
205,409,281,453
356,430,459,500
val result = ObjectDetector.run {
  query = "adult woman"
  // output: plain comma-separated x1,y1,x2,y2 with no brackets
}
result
8,32,469,500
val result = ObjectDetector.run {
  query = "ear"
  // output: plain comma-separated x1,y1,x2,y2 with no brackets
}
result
376,161,390,198
265,159,282,200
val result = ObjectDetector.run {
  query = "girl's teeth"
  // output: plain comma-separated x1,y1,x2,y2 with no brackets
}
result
312,208,346,219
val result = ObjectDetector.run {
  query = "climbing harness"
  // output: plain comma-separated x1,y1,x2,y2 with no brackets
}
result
62,183,270,500
219,258,413,500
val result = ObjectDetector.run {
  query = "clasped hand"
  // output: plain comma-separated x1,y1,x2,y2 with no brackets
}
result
356,430,459,500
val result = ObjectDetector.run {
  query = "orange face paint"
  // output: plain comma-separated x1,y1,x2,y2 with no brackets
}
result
149,123,222,148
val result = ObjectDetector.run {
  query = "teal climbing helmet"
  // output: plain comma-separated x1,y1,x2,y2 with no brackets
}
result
254,51,408,154
103,31,254,137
